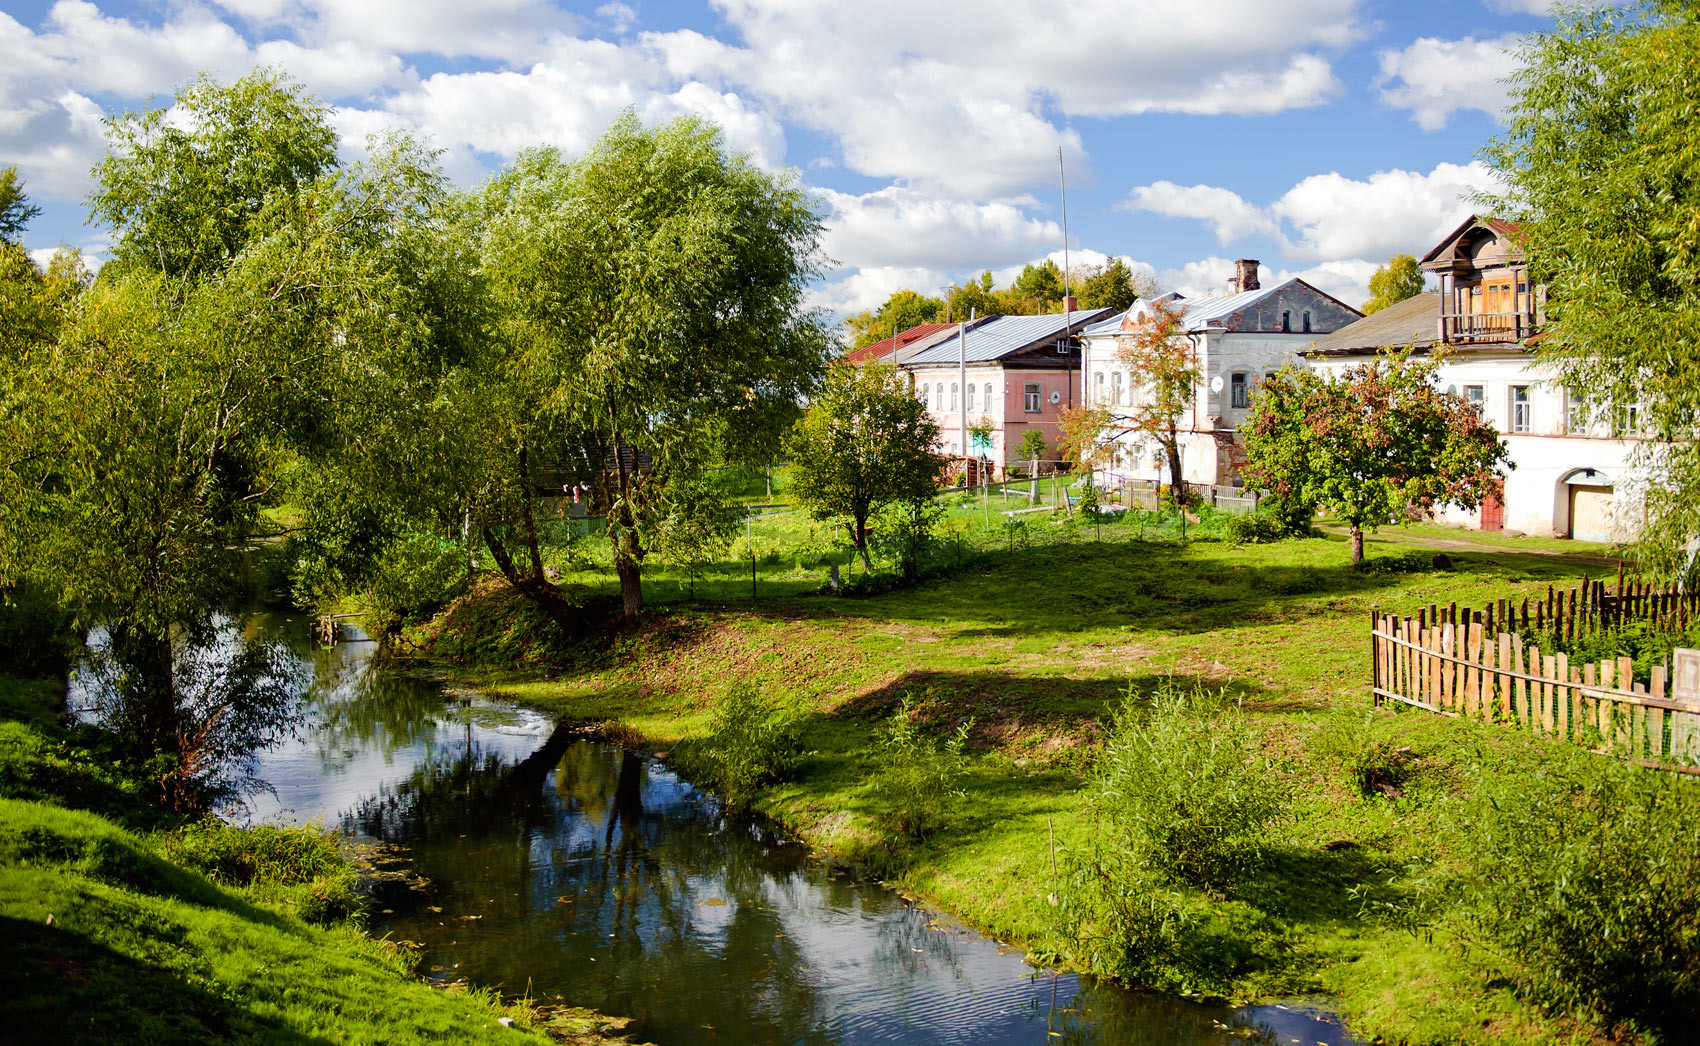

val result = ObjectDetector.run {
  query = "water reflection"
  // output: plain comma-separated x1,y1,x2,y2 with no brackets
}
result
233,618,1355,1046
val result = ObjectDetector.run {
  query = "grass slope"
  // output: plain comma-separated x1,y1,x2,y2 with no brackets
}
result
424,527,1635,1045
0,676,628,1046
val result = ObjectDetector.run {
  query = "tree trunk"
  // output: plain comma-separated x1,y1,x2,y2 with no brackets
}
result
1164,429,1186,504
481,526,585,635
616,553,643,621
1351,525,1365,564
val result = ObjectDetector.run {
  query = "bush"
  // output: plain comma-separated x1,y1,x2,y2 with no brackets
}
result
1311,710,1418,798
698,681,803,808
0,583,75,677
1223,510,1285,546
867,693,973,841
161,817,365,924
1452,758,1700,1037
353,531,468,636
1077,683,1286,889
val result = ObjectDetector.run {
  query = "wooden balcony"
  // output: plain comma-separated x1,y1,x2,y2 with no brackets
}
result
1439,310,1540,345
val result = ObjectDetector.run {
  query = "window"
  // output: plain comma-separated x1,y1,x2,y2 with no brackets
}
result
1094,372,1104,403
1566,388,1589,435
950,383,958,411
1111,371,1123,405
1464,384,1485,412
966,383,976,411
1265,371,1278,383
1230,371,1249,409
1615,401,1643,437
984,383,993,412
1302,310,1312,333
1281,310,1291,333
1511,385,1532,433
1024,382,1041,413
920,384,931,409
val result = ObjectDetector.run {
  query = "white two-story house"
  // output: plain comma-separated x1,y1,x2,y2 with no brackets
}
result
1078,260,1362,489
1300,216,1643,541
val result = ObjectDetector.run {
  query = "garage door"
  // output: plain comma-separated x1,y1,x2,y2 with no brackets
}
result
1569,485,1615,543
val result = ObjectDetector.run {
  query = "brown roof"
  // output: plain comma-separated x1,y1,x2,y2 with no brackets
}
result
1298,293,1441,357
1420,214,1526,267
842,322,956,366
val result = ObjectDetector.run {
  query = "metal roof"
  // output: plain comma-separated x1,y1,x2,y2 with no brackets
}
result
902,309,1115,366
1079,293,1185,336
1299,293,1441,357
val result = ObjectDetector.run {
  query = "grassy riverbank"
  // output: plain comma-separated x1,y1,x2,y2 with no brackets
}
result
419,526,1688,1046
0,674,640,1045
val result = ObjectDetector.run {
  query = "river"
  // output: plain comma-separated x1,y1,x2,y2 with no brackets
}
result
206,613,1356,1046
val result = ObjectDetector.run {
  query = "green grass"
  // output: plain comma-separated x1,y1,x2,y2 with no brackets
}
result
0,675,637,1045
421,523,1639,1044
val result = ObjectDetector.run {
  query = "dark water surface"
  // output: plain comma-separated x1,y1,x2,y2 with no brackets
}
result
232,616,1355,1046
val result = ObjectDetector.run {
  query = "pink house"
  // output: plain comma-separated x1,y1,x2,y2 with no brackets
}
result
894,309,1114,463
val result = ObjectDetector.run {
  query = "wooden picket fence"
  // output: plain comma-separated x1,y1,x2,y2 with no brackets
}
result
1370,604,1700,770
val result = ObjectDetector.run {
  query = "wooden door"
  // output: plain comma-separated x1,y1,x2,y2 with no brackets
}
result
1569,485,1614,543
1479,484,1504,531
1482,279,1514,334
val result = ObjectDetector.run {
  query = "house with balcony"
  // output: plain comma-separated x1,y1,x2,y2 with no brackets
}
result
1077,261,1362,489
1300,216,1643,541
894,308,1114,462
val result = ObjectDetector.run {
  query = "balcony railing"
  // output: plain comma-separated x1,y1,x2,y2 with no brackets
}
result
1439,310,1540,344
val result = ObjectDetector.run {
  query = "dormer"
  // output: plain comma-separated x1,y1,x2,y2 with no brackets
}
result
1421,215,1543,346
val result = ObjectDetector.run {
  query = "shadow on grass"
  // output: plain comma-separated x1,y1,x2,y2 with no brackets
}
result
6,915,336,1046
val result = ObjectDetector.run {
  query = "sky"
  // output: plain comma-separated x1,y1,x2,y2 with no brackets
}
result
0,0,1567,320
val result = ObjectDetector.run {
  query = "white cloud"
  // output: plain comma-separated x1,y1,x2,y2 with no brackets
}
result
1125,161,1501,264
1376,35,1521,131
596,2,637,33
1151,255,1384,311
817,186,1061,274
1122,183,1279,245
290,0,575,61
806,266,951,316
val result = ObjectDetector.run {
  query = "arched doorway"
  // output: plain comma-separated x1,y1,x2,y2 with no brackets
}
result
1557,468,1615,542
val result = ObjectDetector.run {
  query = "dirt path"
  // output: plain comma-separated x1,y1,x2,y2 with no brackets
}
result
1319,523,1626,570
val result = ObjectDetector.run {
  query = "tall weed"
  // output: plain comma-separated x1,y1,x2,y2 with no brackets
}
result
699,681,803,808
162,817,365,924
868,693,973,841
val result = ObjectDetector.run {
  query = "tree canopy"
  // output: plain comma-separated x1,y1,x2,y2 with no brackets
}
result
1243,356,1510,563
0,165,41,245
785,363,944,572
1481,0,1700,576
843,289,945,350
1362,253,1426,314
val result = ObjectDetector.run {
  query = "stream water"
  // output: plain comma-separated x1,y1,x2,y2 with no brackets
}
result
205,613,1358,1046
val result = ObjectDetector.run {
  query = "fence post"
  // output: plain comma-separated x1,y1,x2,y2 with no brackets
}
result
751,551,757,600
1370,608,1381,706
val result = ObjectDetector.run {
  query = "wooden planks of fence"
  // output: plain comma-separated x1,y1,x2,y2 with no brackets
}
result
1370,610,1700,770
1442,567,1700,646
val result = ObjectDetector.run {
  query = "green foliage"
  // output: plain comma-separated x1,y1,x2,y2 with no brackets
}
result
786,363,946,570
161,817,364,924
871,496,945,579
698,681,803,808
1311,711,1419,798
351,531,467,636
0,584,75,677
1452,757,1700,1036
1243,356,1510,563
1361,253,1426,314
0,165,41,244
1079,683,1286,889
1481,1,1700,579
868,693,973,841
1117,299,1199,494
1524,618,1700,688
1016,428,1049,462
1074,257,1150,312
1223,511,1284,546
842,288,944,350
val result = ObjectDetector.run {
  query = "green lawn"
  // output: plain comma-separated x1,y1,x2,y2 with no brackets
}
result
424,523,1632,1045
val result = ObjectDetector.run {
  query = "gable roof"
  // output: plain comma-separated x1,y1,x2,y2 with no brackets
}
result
1299,293,1441,357
1080,293,1185,336
1119,278,1358,334
841,322,956,365
901,309,1115,366
1420,214,1526,269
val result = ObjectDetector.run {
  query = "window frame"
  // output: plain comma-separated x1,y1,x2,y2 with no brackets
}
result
1511,384,1532,433
1229,371,1249,409
1023,382,1041,413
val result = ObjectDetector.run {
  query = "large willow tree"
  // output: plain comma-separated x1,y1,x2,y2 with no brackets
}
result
1482,0,1700,575
468,116,831,621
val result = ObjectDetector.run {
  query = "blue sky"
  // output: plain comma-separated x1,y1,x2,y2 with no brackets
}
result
1,0,1562,317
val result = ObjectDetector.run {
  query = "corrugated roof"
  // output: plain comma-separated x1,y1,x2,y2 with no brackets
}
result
1299,293,1440,356
841,322,956,365
901,309,1115,366
1081,293,1186,337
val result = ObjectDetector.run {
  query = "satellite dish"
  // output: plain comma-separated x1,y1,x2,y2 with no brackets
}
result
1049,390,1062,404
1209,376,1225,393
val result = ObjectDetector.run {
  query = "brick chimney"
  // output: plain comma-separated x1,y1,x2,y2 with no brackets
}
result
1061,294,1078,313
1230,259,1260,294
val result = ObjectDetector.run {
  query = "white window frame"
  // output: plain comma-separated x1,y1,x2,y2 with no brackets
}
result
1094,372,1105,403
966,383,976,412
1111,370,1123,405
950,383,958,411
1230,371,1249,409
1511,385,1532,433
1464,384,1485,413
984,383,993,414
1024,382,1041,413
1566,388,1589,435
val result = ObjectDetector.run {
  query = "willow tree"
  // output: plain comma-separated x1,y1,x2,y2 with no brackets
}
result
1481,0,1700,577
470,115,831,621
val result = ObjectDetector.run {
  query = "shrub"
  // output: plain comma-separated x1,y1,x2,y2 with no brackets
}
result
1077,683,1286,889
353,531,468,636
868,693,973,841
1452,758,1700,1037
161,817,365,924
698,681,803,808
1311,710,1418,798
1223,510,1284,546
